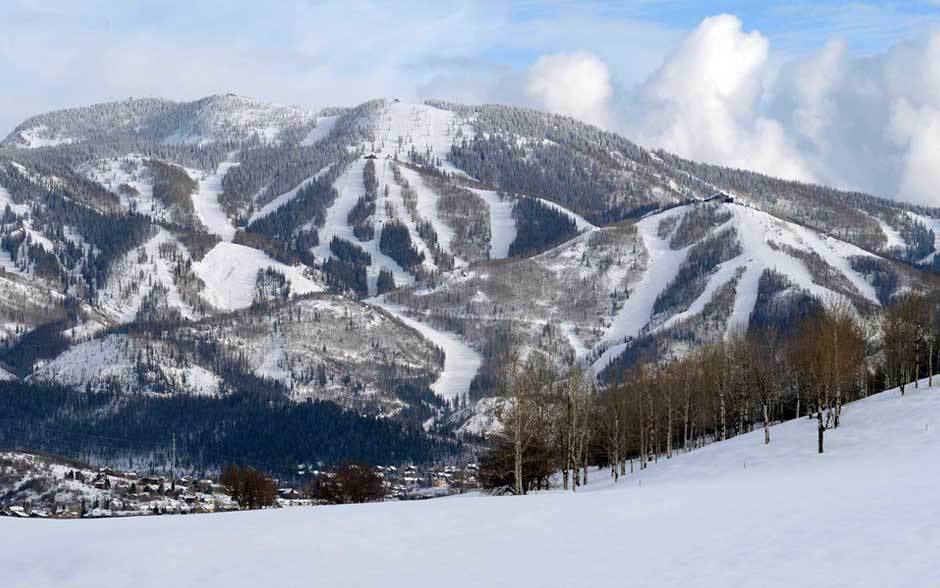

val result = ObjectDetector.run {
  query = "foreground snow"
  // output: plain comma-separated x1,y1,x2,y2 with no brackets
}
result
4,380,938,587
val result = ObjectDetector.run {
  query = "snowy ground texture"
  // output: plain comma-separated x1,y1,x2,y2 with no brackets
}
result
3,379,939,587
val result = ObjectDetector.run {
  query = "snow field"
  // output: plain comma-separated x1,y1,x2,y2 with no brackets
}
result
190,157,239,241
300,115,339,145
4,379,938,588
314,158,414,293
193,242,321,311
470,188,517,260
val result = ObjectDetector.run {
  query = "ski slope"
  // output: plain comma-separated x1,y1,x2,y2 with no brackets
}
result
371,299,481,401
300,115,339,145
592,203,883,374
471,188,517,260
4,380,938,588
314,158,415,292
368,101,473,175
191,158,239,241
193,242,321,311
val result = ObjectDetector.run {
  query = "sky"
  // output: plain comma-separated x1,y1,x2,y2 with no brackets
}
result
1,0,940,205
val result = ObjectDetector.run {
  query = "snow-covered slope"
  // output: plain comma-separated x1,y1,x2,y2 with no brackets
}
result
29,296,445,411
29,334,222,396
591,202,886,373
97,228,198,322
4,380,938,588
193,242,321,311
3,95,314,147
371,299,481,401
191,157,239,241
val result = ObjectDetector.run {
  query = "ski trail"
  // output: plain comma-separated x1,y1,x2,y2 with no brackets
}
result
371,298,481,401
192,157,239,242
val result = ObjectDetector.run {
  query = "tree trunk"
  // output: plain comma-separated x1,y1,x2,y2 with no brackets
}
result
929,340,934,388
763,401,770,445
719,388,727,441
817,411,824,454
514,418,523,496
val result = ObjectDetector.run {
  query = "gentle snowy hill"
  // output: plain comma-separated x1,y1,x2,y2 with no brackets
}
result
3,380,938,588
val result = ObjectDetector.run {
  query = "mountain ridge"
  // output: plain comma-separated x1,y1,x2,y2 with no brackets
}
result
1,94,938,451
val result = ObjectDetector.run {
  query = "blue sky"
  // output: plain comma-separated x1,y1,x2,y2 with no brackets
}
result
1,1,938,203
2,1,937,124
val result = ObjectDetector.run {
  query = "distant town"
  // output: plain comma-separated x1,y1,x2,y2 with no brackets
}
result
0,451,480,519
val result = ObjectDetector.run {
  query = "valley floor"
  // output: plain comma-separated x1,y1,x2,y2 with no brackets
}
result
3,381,939,587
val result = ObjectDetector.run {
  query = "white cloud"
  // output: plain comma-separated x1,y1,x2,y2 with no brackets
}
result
890,100,940,206
631,15,815,182
773,29,940,205
522,52,613,126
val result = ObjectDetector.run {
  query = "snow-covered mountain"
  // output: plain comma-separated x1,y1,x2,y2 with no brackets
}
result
2,95,319,147
1,95,939,443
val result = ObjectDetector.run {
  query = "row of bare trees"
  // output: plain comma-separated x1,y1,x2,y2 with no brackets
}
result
483,292,940,494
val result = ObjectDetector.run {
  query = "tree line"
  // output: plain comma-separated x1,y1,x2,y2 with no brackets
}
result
483,291,940,494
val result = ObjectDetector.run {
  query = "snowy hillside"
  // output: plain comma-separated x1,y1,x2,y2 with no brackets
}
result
2,93,940,442
193,242,321,311
3,95,315,147
29,295,445,412
389,199,923,387
3,380,938,587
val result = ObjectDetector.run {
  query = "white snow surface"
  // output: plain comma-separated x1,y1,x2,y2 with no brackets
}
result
471,188,517,259
28,334,222,396
81,156,164,218
371,298,481,401
300,115,339,145
4,380,939,587
191,157,239,241
368,101,473,175
0,182,28,216
398,166,457,256
876,215,907,249
194,242,322,311
6,125,76,148
315,158,415,291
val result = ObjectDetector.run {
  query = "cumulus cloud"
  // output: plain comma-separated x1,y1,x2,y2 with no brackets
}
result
522,52,613,127
631,14,814,182
610,14,940,207
775,30,940,205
